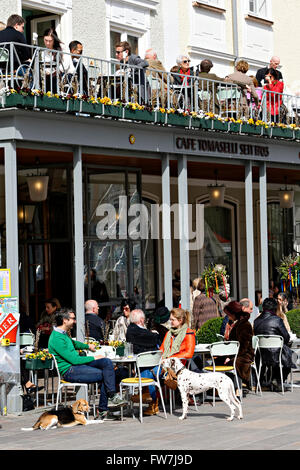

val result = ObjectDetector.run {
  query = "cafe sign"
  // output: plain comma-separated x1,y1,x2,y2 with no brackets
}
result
175,136,269,158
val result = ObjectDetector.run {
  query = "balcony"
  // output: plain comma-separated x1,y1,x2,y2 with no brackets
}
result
1,42,300,141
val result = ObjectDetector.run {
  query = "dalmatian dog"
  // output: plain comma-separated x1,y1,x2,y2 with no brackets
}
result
163,357,243,421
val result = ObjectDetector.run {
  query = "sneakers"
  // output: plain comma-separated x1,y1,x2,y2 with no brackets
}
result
108,394,127,408
96,410,108,420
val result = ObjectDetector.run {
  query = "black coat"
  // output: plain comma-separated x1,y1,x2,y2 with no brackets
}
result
85,313,105,342
255,66,283,87
126,323,159,355
0,27,31,70
254,310,294,368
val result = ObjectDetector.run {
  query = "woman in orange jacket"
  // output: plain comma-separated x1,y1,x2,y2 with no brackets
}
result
141,308,196,416
160,308,195,362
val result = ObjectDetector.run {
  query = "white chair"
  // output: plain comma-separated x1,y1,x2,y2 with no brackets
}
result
119,350,167,423
257,335,284,395
251,335,262,395
216,334,225,342
203,341,242,404
51,354,96,417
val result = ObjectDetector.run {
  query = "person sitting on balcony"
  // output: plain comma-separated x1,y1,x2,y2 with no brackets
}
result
226,60,259,118
67,40,88,95
144,48,169,108
0,14,31,73
115,41,148,103
42,28,68,94
196,59,225,114
263,68,284,123
256,56,283,87
170,55,194,86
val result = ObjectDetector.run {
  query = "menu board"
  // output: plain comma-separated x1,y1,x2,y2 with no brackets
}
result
0,269,11,297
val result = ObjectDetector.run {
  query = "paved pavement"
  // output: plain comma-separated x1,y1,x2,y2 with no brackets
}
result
1,382,300,452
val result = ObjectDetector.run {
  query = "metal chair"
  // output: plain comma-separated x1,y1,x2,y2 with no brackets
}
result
203,341,242,405
251,335,262,395
119,350,167,423
51,354,96,418
257,335,284,395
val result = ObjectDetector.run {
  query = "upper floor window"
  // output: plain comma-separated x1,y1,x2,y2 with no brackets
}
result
194,0,225,8
248,0,269,19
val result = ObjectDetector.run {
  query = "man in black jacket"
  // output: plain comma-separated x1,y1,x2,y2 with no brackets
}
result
254,297,295,388
85,299,105,342
126,309,159,355
0,14,31,71
255,56,283,87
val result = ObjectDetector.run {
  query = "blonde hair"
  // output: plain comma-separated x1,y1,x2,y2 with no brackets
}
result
170,308,190,327
192,277,201,290
236,60,249,74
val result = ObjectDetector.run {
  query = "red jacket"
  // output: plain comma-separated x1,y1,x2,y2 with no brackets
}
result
160,328,196,360
264,80,284,116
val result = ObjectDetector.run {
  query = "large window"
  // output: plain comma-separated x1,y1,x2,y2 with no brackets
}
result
83,167,158,315
0,163,5,269
110,29,140,61
18,165,73,322
267,202,294,284
198,200,238,299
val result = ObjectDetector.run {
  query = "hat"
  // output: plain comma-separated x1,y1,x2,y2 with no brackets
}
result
154,307,170,324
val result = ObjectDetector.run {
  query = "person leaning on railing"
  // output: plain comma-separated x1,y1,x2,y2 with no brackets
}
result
263,68,284,123
115,41,148,103
41,28,69,94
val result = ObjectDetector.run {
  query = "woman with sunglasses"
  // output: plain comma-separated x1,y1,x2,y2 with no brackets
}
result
170,55,194,86
113,298,136,342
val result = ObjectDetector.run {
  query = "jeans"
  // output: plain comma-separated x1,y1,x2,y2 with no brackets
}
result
63,358,116,411
140,365,162,402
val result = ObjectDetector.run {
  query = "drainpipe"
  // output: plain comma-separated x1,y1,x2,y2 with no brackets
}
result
232,0,239,66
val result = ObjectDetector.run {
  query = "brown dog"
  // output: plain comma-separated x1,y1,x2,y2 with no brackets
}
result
21,399,103,431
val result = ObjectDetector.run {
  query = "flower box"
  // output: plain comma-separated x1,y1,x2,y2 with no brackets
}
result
190,117,201,128
199,118,214,130
229,122,242,133
212,120,229,132
124,108,155,122
36,96,67,112
241,124,263,135
116,345,125,357
166,113,190,127
264,126,294,139
25,358,53,370
3,93,34,109
103,104,123,119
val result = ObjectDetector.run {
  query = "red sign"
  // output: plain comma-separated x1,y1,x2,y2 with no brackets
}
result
0,313,18,339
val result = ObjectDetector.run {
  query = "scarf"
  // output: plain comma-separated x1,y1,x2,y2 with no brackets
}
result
162,323,188,359
179,67,191,85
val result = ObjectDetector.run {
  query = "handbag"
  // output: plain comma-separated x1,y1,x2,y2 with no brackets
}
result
163,368,177,390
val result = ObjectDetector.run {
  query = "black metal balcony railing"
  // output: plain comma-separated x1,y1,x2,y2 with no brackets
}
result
0,41,300,128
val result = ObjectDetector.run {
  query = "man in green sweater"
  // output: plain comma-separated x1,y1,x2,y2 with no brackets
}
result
48,308,126,419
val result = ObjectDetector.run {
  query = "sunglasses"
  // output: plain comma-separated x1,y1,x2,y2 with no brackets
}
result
183,60,191,64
